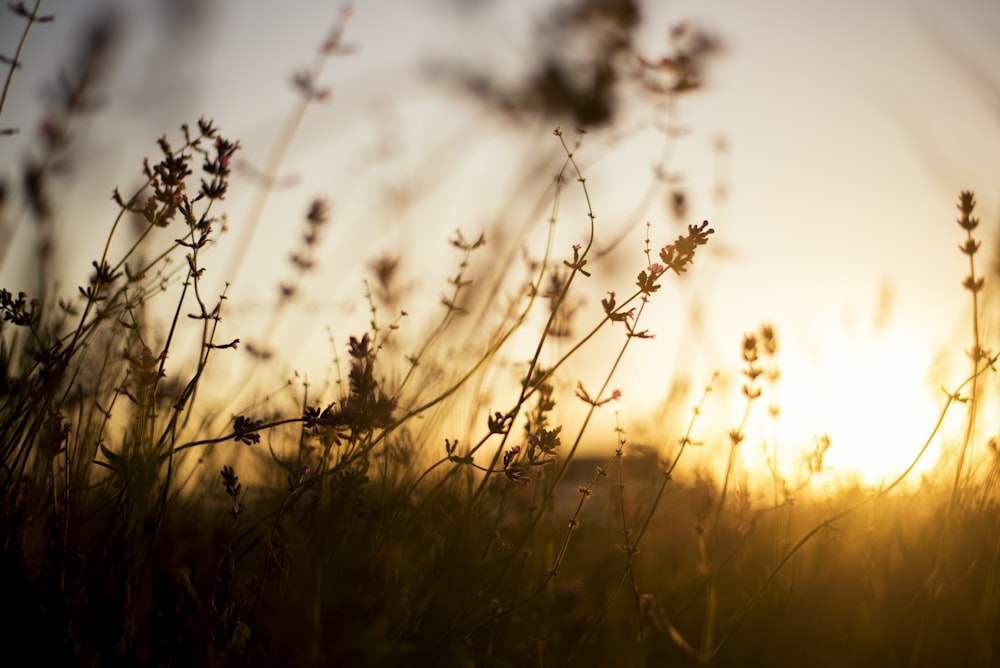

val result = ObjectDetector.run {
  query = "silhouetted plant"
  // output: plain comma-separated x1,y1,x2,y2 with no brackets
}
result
1,4,999,668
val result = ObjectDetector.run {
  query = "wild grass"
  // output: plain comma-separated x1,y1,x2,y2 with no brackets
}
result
2,3,1000,667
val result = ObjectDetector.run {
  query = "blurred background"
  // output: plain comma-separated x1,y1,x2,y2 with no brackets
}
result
2,0,1000,487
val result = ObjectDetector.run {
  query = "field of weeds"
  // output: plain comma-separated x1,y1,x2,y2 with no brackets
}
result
2,2,1000,666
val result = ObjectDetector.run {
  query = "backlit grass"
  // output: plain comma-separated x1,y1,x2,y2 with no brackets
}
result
2,4,999,667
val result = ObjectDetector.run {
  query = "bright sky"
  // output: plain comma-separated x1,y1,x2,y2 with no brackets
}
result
3,0,1000,489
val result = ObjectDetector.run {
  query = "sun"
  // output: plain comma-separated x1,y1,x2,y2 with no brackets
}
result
746,313,948,490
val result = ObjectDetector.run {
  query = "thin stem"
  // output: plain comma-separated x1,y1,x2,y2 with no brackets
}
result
0,1,46,122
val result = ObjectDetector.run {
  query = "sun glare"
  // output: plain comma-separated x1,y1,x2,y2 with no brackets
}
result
751,315,946,489
728,310,941,488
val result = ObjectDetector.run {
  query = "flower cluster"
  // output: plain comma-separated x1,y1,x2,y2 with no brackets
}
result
487,411,514,435
220,465,245,519
0,289,38,326
233,415,263,446
658,220,714,276
200,133,240,201
526,425,561,462
113,118,239,230
281,198,332,299
957,190,983,295
501,445,531,483
138,137,194,227
502,445,520,470
499,423,563,484
302,333,397,443
740,332,762,400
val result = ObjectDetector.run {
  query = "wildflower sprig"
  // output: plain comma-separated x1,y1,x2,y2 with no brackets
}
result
563,243,592,277
220,465,246,519
601,292,633,323
487,410,514,435
956,190,986,357
279,198,331,302
59,119,238,367
233,415,263,446
953,190,990,502
0,289,38,326
715,327,767,527
659,220,714,275
466,204,715,639
501,445,529,483
575,382,622,408
469,159,715,536
519,219,715,407
298,333,397,475
635,267,662,295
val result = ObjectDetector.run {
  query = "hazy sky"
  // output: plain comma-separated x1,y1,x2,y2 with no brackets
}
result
3,0,1000,483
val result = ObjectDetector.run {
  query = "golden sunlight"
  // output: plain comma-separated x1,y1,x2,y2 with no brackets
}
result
756,313,945,489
